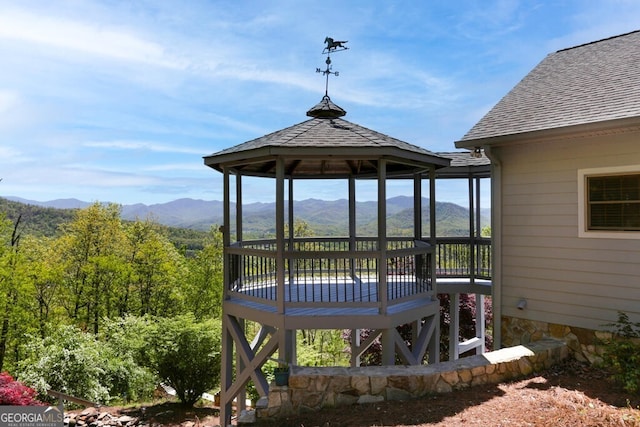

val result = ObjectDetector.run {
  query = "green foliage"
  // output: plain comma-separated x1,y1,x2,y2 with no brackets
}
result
183,227,224,320
57,202,127,333
296,330,349,367
0,198,76,238
99,316,158,401
16,324,154,405
0,201,228,406
158,225,209,254
0,213,36,372
601,311,640,393
0,197,208,251
145,314,222,407
122,219,188,318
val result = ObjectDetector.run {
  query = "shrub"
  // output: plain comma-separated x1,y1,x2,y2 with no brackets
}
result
145,314,221,407
0,372,42,405
99,316,157,402
601,311,640,393
17,324,155,405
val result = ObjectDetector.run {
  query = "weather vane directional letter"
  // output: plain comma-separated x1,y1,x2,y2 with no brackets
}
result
316,36,348,96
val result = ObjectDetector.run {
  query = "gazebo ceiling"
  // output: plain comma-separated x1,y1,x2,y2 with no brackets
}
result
204,107,451,179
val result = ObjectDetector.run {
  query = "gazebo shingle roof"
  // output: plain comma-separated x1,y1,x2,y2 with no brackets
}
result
457,30,640,145
434,151,491,178
205,115,449,177
209,117,440,155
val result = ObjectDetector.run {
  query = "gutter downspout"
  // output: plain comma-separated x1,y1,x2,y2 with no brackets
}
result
484,146,502,350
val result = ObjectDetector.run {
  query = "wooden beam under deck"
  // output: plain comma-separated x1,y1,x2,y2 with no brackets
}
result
223,294,438,330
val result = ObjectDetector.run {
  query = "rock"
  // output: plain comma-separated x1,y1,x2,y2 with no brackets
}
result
357,394,384,404
117,415,136,424
237,409,256,424
81,407,100,418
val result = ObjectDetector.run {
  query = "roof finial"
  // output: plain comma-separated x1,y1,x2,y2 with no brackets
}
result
316,37,348,97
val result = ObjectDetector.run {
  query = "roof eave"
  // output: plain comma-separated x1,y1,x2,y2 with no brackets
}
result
204,146,450,173
455,116,640,149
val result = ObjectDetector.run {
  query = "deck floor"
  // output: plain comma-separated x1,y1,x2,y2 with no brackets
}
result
227,276,491,320
226,276,439,321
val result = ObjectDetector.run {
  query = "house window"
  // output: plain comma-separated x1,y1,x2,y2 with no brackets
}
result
588,175,640,230
578,166,640,238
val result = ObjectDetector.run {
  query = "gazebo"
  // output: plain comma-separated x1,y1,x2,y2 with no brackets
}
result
204,94,451,425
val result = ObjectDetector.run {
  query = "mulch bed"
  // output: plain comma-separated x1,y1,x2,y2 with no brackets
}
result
77,359,640,426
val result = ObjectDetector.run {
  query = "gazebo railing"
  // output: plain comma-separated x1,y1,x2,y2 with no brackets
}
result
226,236,491,308
226,237,433,307
435,237,491,279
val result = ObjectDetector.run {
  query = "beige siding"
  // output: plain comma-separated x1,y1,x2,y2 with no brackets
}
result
497,131,640,330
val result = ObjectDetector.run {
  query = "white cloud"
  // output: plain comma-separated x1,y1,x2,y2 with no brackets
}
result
84,140,204,155
0,146,23,159
144,163,206,172
0,9,185,69
0,90,19,113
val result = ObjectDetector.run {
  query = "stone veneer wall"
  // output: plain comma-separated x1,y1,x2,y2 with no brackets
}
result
257,338,568,420
501,315,612,365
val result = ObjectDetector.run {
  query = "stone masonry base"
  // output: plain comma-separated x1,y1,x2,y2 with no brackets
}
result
501,315,612,365
256,338,568,420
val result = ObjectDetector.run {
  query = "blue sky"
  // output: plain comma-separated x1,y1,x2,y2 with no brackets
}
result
1,1,639,206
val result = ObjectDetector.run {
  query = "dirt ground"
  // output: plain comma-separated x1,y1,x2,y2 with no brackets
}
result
108,359,640,426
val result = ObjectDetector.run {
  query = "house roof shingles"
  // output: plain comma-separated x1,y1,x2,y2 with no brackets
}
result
457,30,640,145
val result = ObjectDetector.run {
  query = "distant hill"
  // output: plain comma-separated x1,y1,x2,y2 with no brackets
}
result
6,196,91,210
1,197,77,237
4,196,489,237
0,197,209,252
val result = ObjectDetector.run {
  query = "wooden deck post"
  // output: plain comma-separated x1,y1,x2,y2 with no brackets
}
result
221,166,233,427
378,159,388,316
449,293,460,361
220,313,234,427
276,157,285,315
428,167,440,363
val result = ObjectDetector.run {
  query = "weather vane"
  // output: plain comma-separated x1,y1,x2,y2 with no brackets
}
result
316,37,348,96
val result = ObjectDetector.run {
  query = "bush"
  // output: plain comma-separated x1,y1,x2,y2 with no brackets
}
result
146,314,221,407
99,316,157,401
601,311,640,393
17,324,154,405
0,372,41,405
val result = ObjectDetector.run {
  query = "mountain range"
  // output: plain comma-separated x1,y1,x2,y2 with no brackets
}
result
5,196,489,237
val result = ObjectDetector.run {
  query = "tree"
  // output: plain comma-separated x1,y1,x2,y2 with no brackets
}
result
146,315,221,407
123,220,186,317
184,226,224,319
19,235,64,338
286,219,315,238
58,203,126,333
0,214,26,371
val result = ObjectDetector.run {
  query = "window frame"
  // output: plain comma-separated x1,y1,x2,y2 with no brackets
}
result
578,165,640,239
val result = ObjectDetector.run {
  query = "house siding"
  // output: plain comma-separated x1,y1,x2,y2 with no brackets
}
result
497,131,640,331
